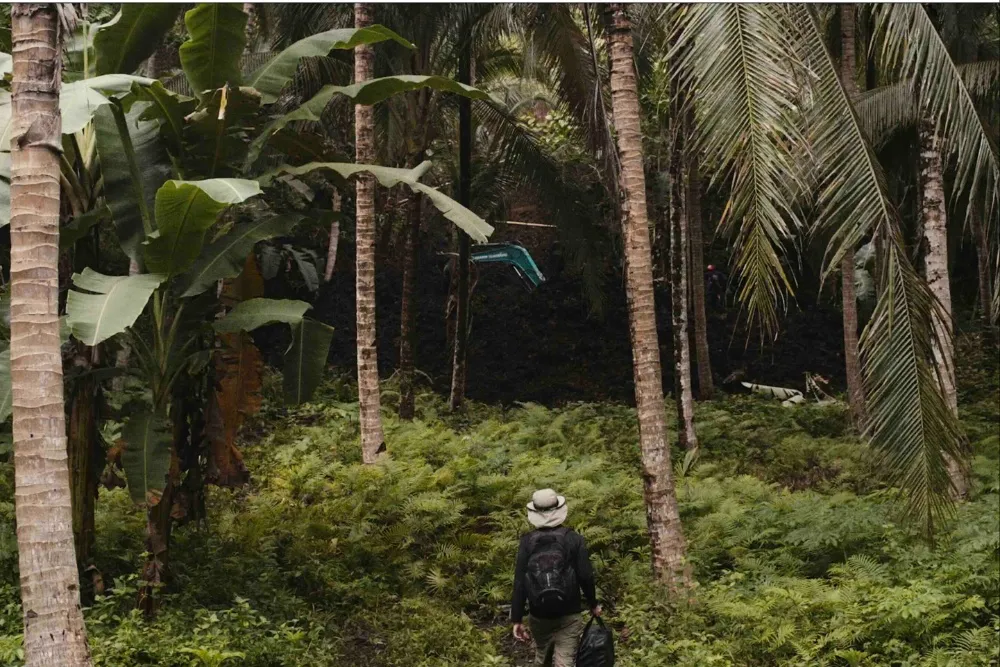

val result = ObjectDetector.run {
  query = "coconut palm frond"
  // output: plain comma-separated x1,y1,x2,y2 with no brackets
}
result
960,59,1000,99
791,4,964,530
993,258,1000,325
258,3,352,49
524,4,612,166
856,81,917,149
672,3,807,335
857,61,1000,149
874,4,1000,228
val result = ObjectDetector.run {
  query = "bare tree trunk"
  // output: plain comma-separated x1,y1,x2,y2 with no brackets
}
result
687,154,713,399
354,3,385,464
449,41,472,412
839,4,868,429
971,208,993,323
67,344,102,604
9,5,92,665
669,133,698,453
841,254,867,425
918,118,967,499
242,3,258,51
323,190,342,282
605,3,690,593
399,188,422,420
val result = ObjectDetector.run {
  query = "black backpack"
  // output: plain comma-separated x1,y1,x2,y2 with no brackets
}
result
524,528,577,616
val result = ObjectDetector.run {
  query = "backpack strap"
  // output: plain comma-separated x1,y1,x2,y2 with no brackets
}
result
527,527,569,551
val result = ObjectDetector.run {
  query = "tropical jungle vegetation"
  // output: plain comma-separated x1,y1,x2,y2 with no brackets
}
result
0,2,996,666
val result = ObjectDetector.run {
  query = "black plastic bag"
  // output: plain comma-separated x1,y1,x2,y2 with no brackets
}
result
576,616,614,667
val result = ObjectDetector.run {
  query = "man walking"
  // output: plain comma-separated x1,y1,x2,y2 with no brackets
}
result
511,489,601,666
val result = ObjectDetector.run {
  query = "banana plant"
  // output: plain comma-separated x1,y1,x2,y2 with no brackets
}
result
4,3,498,608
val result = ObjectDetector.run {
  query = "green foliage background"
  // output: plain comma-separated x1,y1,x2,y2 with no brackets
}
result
0,334,994,666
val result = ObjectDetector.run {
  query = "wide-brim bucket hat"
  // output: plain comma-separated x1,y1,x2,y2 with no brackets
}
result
527,488,568,528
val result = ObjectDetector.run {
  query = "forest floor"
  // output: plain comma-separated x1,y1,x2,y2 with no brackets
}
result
0,334,997,666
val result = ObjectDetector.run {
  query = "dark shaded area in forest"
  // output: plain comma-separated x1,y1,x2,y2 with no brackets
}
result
257,238,849,406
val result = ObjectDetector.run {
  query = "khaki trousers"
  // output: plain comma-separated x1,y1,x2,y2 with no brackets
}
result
528,614,584,667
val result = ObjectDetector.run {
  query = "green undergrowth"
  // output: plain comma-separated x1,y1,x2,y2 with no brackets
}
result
0,356,997,665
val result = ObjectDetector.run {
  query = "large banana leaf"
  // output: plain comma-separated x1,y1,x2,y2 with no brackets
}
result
66,269,167,346
94,5,183,76
121,411,173,506
60,205,111,251
180,213,305,298
94,101,173,261
247,76,490,164
259,162,493,242
283,318,334,405
144,179,262,277
184,86,262,178
179,3,248,99
0,76,154,152
213,298,311,334
133,81,197,156
248,26,415,104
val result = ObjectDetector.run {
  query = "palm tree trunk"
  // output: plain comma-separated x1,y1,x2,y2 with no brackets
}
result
9,5,92,665
841,254,867,425
918,118,967,499
686,154,713,399
605,3,690,592
449,41,472,412
971,209,992,323
323,190,342,282
669,133,698,454
839,4,868,429
399,188,422,420
354,3,385,464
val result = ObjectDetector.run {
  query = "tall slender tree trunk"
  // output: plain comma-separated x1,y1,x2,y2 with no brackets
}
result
918,119,968,499
67,344,102,603
971,209,992,323
323,190,342,282
687,153,713,399
399,186,422,420
449,41,472,412
243,3,258,51
669,131,698,453
839,4,867,429
9,5,92,665
354,3,385,464
605,3,690,592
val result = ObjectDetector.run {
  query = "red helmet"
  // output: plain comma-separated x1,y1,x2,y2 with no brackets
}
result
707,264,715,271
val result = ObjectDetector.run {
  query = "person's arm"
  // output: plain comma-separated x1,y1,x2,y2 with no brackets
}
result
576,535,598,611
511,534,530,623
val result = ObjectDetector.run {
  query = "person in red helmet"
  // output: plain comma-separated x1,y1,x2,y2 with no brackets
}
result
705,263,727,309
